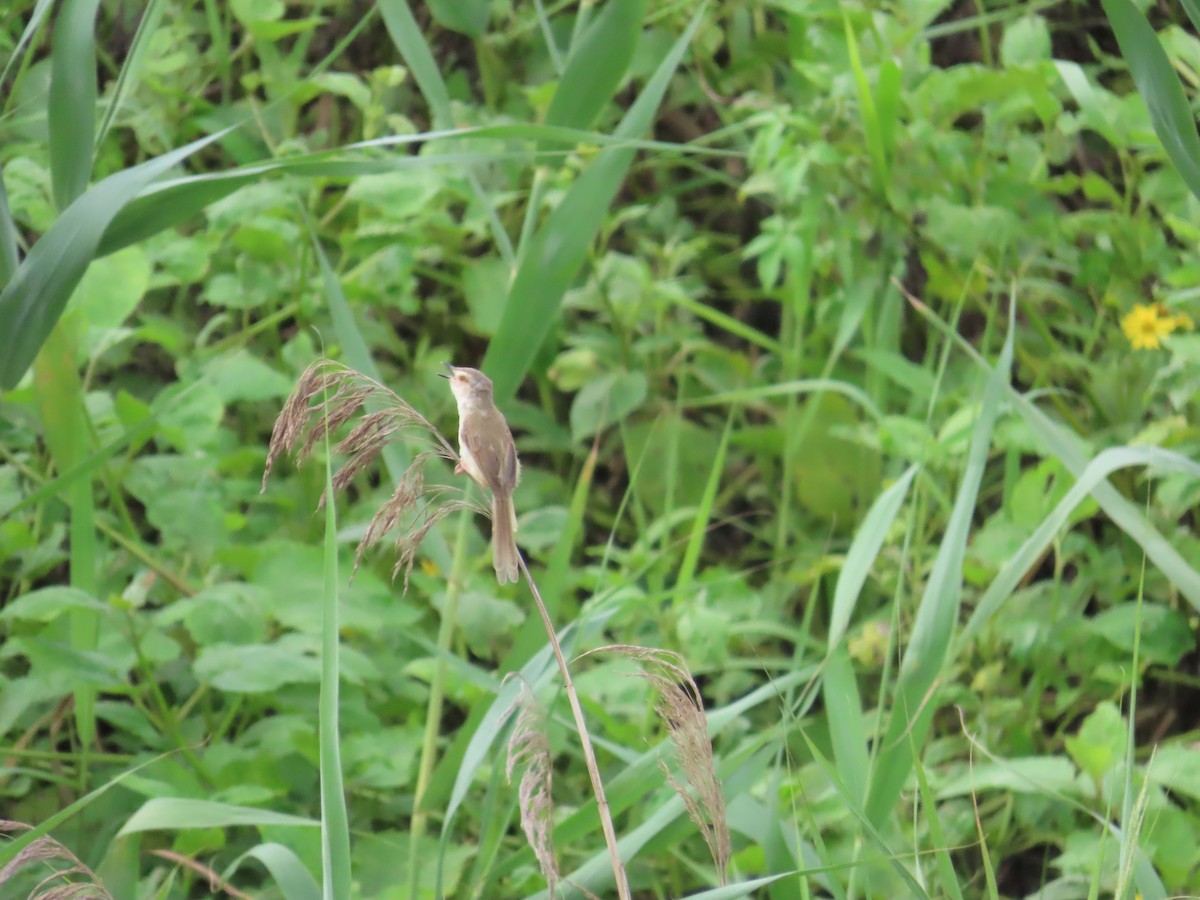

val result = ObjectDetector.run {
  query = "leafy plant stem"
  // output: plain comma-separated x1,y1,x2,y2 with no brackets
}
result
518,554,630,900
408,507,472,898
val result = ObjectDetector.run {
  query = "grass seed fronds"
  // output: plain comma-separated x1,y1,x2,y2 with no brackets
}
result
0,820,112,900
262,358,469,589
580,645,731,885
506,683,559,897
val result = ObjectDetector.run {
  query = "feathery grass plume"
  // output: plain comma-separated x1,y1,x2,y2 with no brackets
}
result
261,358,484,589
0,820,113,900
505,682,559,897
580,645,731,885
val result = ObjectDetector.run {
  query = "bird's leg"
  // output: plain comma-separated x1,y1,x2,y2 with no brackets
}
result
454,460,465,474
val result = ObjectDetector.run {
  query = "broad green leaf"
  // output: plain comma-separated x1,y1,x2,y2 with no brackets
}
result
569,370,648,441
936,756,1080,799
0,586,106,622
194,641,320,692
1064,701,1126,783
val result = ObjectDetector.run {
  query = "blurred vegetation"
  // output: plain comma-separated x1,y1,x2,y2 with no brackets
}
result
1,0,1200,898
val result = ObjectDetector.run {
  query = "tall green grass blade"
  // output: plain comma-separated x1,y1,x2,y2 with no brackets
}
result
682,379,882,420
801,733,931,899
1182,0,1200,34
378,0,453,128
827,464,917,649
1102,0,1200,200
959,446,1200,645
843,12,888,190
426,0,490,37
912,750,964,900
672,410,732,608
544,0,646,133
318,395,352,900
670,874,797,899
31,324,98,765
821,647,870,806
94,0,168,149
865,308,1014,826
0,169,19,286
0,127,231,388
118,798,318,834
48,0,101,210
482,6,706,401
538,441,597,610
224,843,321,900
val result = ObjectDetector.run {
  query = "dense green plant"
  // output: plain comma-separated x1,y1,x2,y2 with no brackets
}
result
2,1,1199,898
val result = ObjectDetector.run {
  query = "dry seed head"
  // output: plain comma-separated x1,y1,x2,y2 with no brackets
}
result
262,359,470,590
0,820,113,900
505,684,559,898
578,645,731,885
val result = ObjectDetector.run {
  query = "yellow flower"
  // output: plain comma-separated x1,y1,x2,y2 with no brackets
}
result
1121,302,1193,350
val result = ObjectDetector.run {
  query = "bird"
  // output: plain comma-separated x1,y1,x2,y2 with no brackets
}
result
441,363,521,584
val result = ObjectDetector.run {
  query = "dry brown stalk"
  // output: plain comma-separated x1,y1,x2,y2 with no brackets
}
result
579,645,731,885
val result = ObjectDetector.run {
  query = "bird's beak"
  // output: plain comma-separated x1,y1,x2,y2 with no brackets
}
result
439,361,455,379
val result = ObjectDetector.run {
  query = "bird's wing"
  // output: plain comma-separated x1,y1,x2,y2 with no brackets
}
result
463,409,517,494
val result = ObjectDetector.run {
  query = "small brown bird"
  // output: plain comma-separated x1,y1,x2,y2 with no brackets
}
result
441,363,521,584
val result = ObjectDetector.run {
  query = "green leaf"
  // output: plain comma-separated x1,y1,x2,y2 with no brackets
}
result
569,370,648,441
68,245,151,332
1000,15,1052,65
1102,0,1200,201
1087,603,1194,667
426,0,491,37
194,641,320,692
1064,701,1126,783
0,586,106,622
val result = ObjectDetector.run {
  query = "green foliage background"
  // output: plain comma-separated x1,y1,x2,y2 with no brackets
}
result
1,0,1200,898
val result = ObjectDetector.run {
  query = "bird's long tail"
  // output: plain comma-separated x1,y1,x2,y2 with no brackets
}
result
491,492,520,584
